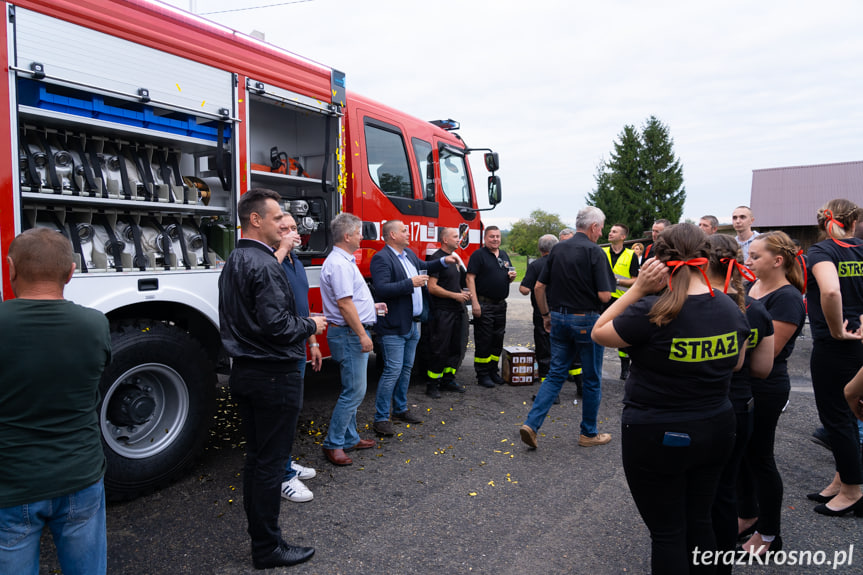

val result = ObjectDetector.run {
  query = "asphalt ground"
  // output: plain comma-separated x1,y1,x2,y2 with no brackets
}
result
40,284,863,574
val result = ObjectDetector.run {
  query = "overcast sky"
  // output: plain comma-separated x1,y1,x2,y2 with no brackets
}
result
165,0,863,233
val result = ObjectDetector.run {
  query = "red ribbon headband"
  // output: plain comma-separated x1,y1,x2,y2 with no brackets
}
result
719,258,756,293
666,258,713,296
824,209,857,249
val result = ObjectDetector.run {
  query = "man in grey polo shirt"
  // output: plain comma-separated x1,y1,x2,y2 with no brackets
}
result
320,213,378,466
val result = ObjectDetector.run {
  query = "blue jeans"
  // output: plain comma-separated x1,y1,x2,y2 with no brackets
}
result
524,312,604,437
0,478,106,575
284,360,308,481
375,322,420,421
324,325,369,450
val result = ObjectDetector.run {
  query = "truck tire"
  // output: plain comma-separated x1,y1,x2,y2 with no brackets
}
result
100,320,216,501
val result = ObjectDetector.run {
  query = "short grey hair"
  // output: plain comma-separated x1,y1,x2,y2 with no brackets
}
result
558,228,575,239
576,206,605,231
538,234,558,254
331,213,362,244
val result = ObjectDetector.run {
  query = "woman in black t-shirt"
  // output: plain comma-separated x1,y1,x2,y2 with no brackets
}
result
705,234,775,572
593,224,750,575
807,199,863,518
737,231,806,555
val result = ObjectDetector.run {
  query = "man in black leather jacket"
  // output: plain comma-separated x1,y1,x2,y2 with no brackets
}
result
219,188,326,570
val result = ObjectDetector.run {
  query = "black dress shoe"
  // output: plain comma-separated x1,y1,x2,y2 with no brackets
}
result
426,382,442,399
253,543,315,569
490,371,505,385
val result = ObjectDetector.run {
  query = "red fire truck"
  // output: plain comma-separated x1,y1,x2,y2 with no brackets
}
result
0,0,500,499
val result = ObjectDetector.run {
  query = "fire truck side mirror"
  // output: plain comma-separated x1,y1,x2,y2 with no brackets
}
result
484,152,499,172
487,175,501,206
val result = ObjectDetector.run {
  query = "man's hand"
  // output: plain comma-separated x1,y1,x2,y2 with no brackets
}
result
543,315,551,333
360,333,373,353
311,316,328,335
309,345,323,372
412,275,429,287
443,255,458,265
455,290,471,303
472,302,482,318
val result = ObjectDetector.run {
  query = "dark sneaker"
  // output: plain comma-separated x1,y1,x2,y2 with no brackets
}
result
477,375,495,388
426,382,442,399
373,420,395,436
440,380,466,393
490,371,505,385
393,410,423,424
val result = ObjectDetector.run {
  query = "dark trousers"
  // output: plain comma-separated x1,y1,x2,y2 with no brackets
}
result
428,307,465,381
736,385,788,536
812,339,863,484
531,310,551,379
623,408,736,575
711,408,753,575
473,300,506,376
230,360,304,557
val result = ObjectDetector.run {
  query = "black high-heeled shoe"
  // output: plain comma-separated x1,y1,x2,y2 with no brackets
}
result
813,496,863,517
807,491,836,504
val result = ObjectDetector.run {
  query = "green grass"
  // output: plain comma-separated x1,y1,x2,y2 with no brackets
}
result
509,254,528,283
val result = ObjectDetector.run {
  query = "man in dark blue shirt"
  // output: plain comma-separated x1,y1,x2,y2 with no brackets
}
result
274,212,321,503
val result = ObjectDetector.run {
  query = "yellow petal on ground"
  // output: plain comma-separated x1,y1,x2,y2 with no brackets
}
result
488,480,495,486
500,439,508,443
405,459,411,463
469,492,477,496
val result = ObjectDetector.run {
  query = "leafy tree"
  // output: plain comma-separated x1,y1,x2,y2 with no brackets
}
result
507,209,567,256
587,117,685,240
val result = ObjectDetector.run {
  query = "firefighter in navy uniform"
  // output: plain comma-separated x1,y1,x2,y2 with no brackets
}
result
602,223,639,380
467,226,516,388
426,227,471,398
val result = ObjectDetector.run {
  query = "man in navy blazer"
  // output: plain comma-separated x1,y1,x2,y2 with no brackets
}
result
370,220,457,436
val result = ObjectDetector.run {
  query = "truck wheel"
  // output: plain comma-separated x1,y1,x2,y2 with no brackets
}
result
100,320,216,501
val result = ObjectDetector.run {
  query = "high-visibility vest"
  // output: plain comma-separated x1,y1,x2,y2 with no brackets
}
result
603,246,634,299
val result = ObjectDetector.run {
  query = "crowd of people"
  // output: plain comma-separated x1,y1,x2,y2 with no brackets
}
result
4,190,863,572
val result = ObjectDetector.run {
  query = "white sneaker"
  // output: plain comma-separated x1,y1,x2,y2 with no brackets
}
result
290,460,317,479
281,477,313,502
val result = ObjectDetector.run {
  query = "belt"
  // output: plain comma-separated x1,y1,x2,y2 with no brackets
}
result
412,316,422,322
477,295,505,304
331,323,375,330
554,306,596,316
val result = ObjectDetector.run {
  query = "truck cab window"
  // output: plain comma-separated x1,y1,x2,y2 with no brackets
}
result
439,147,471,207
365,123,413,199
412,138,434,201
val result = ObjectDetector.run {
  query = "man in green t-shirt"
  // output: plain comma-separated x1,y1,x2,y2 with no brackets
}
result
0,228,112,575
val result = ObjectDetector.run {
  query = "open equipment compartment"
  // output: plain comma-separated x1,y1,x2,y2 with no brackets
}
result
246,78,341,258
